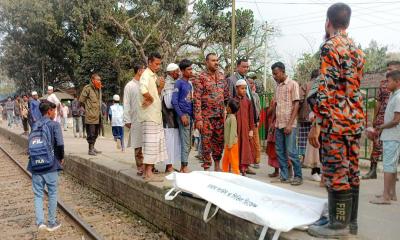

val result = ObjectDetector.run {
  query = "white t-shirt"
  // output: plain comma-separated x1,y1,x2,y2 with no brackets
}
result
61,105,69,118
110,104,124,127
381,89,400,141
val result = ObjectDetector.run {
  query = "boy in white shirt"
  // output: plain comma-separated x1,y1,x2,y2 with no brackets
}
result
371,70,400,205
109,95,125,152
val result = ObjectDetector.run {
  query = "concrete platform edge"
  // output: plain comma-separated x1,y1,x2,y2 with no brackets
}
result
0,126,306,240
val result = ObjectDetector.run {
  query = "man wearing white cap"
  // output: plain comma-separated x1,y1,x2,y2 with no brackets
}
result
109,94,125,151
161,63,181,173
47,86,61,122
29,91,41,128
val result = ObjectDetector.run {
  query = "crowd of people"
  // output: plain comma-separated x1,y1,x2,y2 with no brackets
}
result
1,2,399,239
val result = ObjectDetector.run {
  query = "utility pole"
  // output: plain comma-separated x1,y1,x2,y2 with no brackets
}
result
263,21,268,92
231,0,236,76
42,60,45,95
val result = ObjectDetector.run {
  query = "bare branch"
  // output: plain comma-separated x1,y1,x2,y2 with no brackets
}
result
142,16,164,46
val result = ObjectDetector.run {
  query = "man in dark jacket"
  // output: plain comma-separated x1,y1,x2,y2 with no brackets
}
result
79,73,102,155
226,58,258,174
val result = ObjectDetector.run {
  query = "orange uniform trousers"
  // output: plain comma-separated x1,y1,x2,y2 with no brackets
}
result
222,143,240,174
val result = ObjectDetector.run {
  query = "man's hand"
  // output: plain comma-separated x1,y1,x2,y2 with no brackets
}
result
375,125,383,135
125,123,132,129
249,130,254,138
181,115,189,126
308,125,321,148
372,118,377,128
142,93,154,108
61,159,65,166
196,121,203,133
284,125,293,135
158,77,165,89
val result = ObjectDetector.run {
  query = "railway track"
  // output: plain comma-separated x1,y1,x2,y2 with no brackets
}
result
0,136,170,240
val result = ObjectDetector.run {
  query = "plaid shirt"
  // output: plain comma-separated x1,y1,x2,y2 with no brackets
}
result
375,79,390,126
275,77,300,129
313,30,365,135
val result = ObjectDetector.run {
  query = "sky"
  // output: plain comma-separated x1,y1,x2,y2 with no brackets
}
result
235,0,400,71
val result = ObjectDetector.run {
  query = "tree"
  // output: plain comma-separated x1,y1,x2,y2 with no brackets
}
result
363,40,388,74
0,67,16,97
0,0,262,96
293,52,319,84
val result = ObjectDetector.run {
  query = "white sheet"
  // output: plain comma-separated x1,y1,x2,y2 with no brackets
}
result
165,171,327,237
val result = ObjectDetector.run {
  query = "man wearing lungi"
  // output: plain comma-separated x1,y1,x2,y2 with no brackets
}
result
139,52,168,181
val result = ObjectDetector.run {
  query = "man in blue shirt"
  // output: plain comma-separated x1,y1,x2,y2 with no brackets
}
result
172,59,193,173
27,100,64,232
28,91,42,128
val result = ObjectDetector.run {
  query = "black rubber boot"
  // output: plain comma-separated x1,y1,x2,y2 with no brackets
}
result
362,162,377,179
349,187,359,235
308,189,352,238
88,143,96,156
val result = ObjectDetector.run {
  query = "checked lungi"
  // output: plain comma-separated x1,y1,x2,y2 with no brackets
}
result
297,122,312,156
142,121,168,165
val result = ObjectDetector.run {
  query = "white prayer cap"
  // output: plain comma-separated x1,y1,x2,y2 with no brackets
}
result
166,63,179,72
235,79,247,87
31,91,38,96
48,86,54,91
113,94,120,101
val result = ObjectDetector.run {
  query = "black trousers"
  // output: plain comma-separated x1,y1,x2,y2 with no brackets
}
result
22,117,29,132
86,124,100,144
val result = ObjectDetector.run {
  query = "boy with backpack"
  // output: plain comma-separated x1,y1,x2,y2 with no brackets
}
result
27,100,64,232
109,94,125,151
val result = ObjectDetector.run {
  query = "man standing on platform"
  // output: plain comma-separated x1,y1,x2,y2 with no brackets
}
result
5,97,15,127
21,95,30,135
227,58,258,173
363,61,400,179
139,52,167,181
71,95,83,138
193,53,229,171
79,73,103,156
161,63,181,173
124,62,146,176
29,91,41,128
272,62,303,186
172,59,194,173
14,95,22,128
47,86,60,122
308,3,365,238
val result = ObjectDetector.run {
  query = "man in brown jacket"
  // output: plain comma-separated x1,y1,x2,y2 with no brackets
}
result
79,73,103,155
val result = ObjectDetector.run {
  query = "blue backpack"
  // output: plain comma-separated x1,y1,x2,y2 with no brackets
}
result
28,118,55,171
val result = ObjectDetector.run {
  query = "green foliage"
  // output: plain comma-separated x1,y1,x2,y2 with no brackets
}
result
363,40,388,74
293,52,320,84
78,32,119,100
0,68,16,97
0,0,263,97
